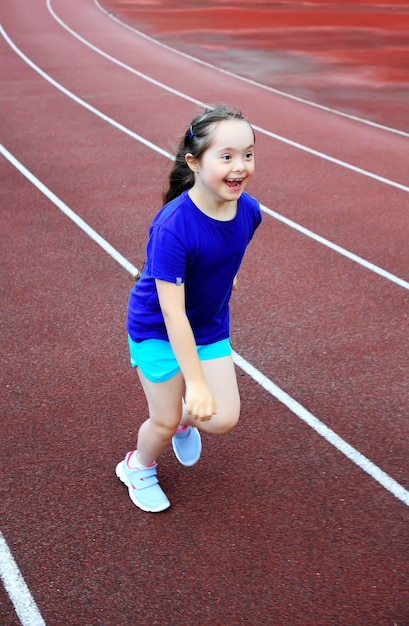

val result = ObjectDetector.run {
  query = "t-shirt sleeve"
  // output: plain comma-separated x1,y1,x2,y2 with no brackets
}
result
255,201,262,231
146,224,187,285
248,196,262,240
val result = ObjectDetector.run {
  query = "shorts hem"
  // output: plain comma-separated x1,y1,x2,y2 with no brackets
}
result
127,336,231,383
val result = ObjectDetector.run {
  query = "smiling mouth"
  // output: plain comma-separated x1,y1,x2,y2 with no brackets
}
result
225,178,244,188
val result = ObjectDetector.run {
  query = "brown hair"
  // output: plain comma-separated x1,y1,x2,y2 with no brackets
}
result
163,104,253,204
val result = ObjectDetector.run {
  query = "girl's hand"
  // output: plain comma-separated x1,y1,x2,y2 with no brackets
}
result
185,382,216,421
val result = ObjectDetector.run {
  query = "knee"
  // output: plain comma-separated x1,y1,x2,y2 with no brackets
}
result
149,409,181,440
204,408,240,435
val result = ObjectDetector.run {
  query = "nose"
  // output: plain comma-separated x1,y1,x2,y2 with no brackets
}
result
232,156,246,172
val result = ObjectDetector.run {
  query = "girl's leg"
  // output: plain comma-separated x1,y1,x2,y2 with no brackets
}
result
182,355,241,435
135,354,239,465
136,368,184,466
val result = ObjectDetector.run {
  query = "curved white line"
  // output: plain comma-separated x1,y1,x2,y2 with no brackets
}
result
0,531,46,626
2,143,408,508
233,351,409,508
47,0,205,108
93,0,409,139
47,0,409,193
260,203,409,291
1,144,140,276
1,24,408,292
1,24,173,158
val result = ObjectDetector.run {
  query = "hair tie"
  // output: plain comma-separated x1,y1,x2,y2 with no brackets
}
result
188,125,194,140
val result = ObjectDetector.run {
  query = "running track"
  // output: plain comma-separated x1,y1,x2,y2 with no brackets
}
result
1,1,409,624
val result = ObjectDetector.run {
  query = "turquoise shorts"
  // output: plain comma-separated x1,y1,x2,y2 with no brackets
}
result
127,335,232,383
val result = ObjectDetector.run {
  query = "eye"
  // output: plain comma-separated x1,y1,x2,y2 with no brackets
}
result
221,154,231,161
245,151,254,160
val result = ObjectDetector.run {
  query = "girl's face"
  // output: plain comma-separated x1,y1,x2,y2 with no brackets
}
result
187,119,255,209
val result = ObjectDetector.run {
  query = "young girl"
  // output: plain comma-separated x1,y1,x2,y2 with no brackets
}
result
116,104,262,512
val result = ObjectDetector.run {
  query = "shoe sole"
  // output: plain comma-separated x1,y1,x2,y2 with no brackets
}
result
115,461,170,513
172,427,202,467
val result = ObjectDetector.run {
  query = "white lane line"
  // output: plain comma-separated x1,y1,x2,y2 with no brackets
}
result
2,144,409,509
46,0,204,109
233,352,409,508
0,26,172,159
1,145,139,277
92,0,409,139
0,531,46,626
260,203,409,291
47,0,409,193
1,25,409,293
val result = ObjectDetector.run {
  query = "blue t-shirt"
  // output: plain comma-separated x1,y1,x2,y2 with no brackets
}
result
126,190,262,345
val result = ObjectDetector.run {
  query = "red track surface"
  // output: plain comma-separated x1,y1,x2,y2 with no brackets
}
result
100,0,409,132
1,1,409,625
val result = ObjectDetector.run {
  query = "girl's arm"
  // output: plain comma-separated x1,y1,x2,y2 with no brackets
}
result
155,279,216,421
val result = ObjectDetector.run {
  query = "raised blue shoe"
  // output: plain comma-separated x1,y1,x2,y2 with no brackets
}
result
172,426,202,467
116,451,170,513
